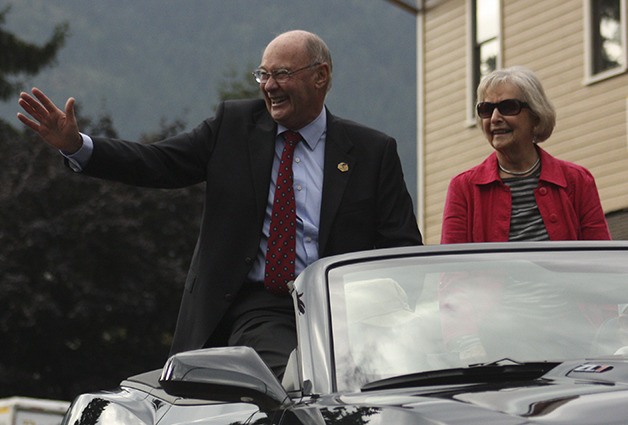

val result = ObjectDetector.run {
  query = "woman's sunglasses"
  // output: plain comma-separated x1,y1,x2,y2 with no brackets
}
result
476,99,530,118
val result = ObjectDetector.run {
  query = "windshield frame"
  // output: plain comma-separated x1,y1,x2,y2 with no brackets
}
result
325,248,628,392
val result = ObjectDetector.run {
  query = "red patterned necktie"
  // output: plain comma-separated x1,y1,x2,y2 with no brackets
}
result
264,131,301,295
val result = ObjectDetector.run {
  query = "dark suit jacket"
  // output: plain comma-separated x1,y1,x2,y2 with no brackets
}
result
82,99,422,354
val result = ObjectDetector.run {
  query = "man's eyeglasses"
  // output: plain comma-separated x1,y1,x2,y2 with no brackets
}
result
476,99,530,118
252,62,321,84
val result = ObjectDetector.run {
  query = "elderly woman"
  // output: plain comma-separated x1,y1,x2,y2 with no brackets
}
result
439,67,612,364
441,66,611,243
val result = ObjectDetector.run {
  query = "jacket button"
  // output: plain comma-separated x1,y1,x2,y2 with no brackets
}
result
244,257,253,265
549,214,558,223
539,187,548,195
225,293,234,301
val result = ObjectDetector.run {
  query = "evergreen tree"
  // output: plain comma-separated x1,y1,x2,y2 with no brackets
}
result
0,4,268,397
215,66,261,107
0,110,204,399
0,12,260,398
0,6,68,102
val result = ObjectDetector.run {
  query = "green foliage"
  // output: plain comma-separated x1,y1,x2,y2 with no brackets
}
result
0,110,204,399
215,66,261,110
0,8,265,398
0,6,68,102
1,1,354,398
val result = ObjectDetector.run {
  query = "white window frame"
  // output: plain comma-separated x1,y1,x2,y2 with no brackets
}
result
466,0,502,125
584,0,628,84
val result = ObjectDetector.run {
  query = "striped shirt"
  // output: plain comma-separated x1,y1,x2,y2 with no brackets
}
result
503,168,549,241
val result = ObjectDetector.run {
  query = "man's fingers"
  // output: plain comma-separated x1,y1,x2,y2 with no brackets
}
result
19,92,47,121
31,87,60,114
17,88,80,151
16,112,41,133
64,97,76,122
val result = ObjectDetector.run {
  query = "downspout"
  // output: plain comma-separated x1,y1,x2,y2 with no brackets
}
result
416,0,425,237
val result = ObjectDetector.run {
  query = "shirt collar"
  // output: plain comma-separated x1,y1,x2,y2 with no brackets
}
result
277,107,326,150
471,146,566,188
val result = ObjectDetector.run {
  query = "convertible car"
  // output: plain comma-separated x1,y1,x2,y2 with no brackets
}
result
62,241,628,424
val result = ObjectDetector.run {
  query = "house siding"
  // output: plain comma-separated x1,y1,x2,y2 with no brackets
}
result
421,0,628,243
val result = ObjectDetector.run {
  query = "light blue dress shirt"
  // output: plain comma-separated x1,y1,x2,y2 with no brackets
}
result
248,108,326,282
63,107,327,283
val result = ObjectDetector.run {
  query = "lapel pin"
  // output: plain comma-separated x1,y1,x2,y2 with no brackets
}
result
337,162,349,172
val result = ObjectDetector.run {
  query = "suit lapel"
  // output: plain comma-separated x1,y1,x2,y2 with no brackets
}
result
246,108,355,254
248,110,277,221
319,113,355,254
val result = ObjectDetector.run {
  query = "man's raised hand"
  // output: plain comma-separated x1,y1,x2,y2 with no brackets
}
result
17,87,83,153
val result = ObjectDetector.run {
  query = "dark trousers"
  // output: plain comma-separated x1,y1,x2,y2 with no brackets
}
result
207,284,297,379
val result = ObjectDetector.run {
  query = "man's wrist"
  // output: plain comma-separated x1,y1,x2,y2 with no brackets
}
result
62,133,93,172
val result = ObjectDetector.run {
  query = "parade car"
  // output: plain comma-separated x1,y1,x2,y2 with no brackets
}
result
62,241,628,424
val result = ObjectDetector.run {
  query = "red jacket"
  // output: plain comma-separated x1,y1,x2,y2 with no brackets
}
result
441,146,611,243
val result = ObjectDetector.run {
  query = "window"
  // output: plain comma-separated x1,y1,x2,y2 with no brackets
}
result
468,0,501,121
585,0,627,82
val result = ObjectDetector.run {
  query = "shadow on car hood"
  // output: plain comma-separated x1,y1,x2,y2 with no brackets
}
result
334,359,628,424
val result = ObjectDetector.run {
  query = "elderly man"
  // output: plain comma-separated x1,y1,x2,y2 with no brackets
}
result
18,30,422,377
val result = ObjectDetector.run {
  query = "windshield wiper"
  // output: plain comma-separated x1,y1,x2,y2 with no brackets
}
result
469,357,524,367
361,359,560,392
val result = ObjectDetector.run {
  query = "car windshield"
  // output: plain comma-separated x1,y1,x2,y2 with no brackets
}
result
328,250,628,391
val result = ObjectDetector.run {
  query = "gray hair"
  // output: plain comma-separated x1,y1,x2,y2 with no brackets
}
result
476,66,556,142
303,32,333,92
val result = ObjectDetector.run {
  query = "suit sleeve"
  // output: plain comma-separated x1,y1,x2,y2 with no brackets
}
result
375,138,422,247
82,105,223,189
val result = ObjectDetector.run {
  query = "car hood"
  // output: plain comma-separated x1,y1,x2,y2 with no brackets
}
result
62,359,628,425
331,359,628,424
